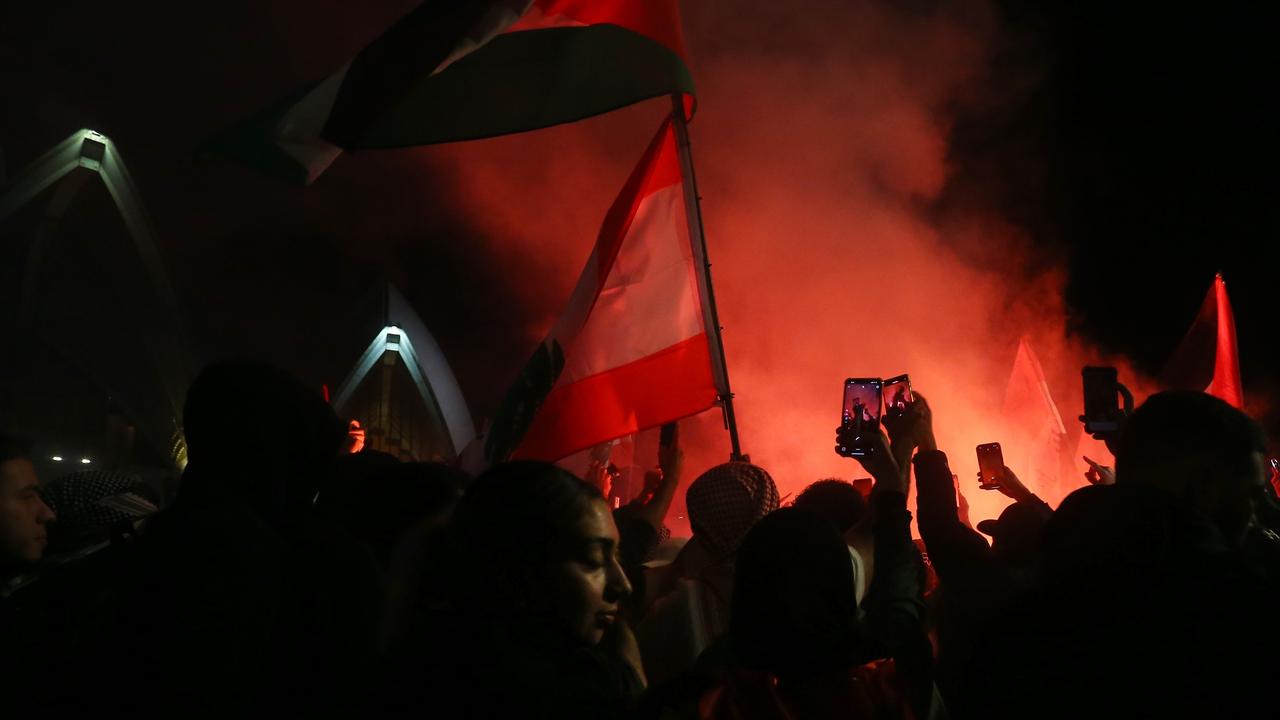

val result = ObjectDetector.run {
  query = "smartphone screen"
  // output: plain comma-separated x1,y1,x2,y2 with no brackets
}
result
1082,366,1120,433
842,378,883,430
883,374,913,417
976,442,1004,490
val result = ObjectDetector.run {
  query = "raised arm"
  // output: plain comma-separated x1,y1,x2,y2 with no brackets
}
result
837,427,934,718
883,391,937,493
992,464,1054,514
915,450,999,586
903,391,999,590
634,424,682,532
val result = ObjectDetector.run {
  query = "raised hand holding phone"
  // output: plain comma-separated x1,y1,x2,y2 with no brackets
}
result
836,426,903,494
909,391,937,452
994,465,1034,503
1079,366,1134,453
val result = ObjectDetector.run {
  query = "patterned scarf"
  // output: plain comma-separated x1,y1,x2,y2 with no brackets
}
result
685,462,779,559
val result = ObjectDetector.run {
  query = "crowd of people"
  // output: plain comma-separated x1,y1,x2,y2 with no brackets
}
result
3,360,1279,718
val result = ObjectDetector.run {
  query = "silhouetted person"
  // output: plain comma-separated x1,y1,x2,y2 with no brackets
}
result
99,361,382,718
1115,390,1267,548
694,429,934,719
919,459,1049,701
636,462,779,688
961,392,1280,717
715,507,920,718
794,478,875,609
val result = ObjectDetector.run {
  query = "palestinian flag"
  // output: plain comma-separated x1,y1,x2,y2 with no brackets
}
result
216,0,696,183
1163,273,1244,408
484,116,722,463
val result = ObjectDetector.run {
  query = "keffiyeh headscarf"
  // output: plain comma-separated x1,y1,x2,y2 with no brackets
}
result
686,462,779,559
41,471,158,551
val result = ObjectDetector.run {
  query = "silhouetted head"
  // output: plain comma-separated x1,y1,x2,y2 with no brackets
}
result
686,462,779,560
448,461,631,648
731,507,862,681
182,361,345,516
1115,391,1266,545
793,477,868,533
977,501,1051,567
1040,483,1221,589
0,436,56,569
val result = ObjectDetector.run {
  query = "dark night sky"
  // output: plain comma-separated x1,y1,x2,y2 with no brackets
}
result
942,1,1280,423
3,1,1279,432
997,4,1275,338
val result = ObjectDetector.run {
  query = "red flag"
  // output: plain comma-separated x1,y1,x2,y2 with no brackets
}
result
1164,274,1244,408
511,118,721,461
1205,275,1244,408
1001,337,1069,503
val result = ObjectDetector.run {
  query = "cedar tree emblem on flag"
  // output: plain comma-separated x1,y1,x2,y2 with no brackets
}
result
486,118,723,463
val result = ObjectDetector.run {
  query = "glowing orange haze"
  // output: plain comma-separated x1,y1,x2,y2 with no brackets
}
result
418,1,1156,532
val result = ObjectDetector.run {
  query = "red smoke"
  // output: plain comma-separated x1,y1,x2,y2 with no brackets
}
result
418,0,1157,530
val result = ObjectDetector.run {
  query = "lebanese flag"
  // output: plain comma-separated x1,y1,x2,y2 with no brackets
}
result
1164,274,1244,408
501,117,720,462
1001,337,1070,504
215,0,695,184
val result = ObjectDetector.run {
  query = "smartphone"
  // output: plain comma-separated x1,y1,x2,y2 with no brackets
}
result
1082,366,1121,434
976,442,1004,490
842,378,883,428
660,422,678,448
883,374,913,417
840,378,883,457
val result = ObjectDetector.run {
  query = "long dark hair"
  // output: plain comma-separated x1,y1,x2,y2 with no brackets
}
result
731,507,864,681
446,461,603,612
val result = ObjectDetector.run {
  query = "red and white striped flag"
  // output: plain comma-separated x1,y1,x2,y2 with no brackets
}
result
494,117,722,462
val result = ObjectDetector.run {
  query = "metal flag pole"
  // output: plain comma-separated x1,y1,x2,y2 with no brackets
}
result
669,94,745,462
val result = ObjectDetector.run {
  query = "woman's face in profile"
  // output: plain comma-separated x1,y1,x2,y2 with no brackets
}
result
539,498,632,647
